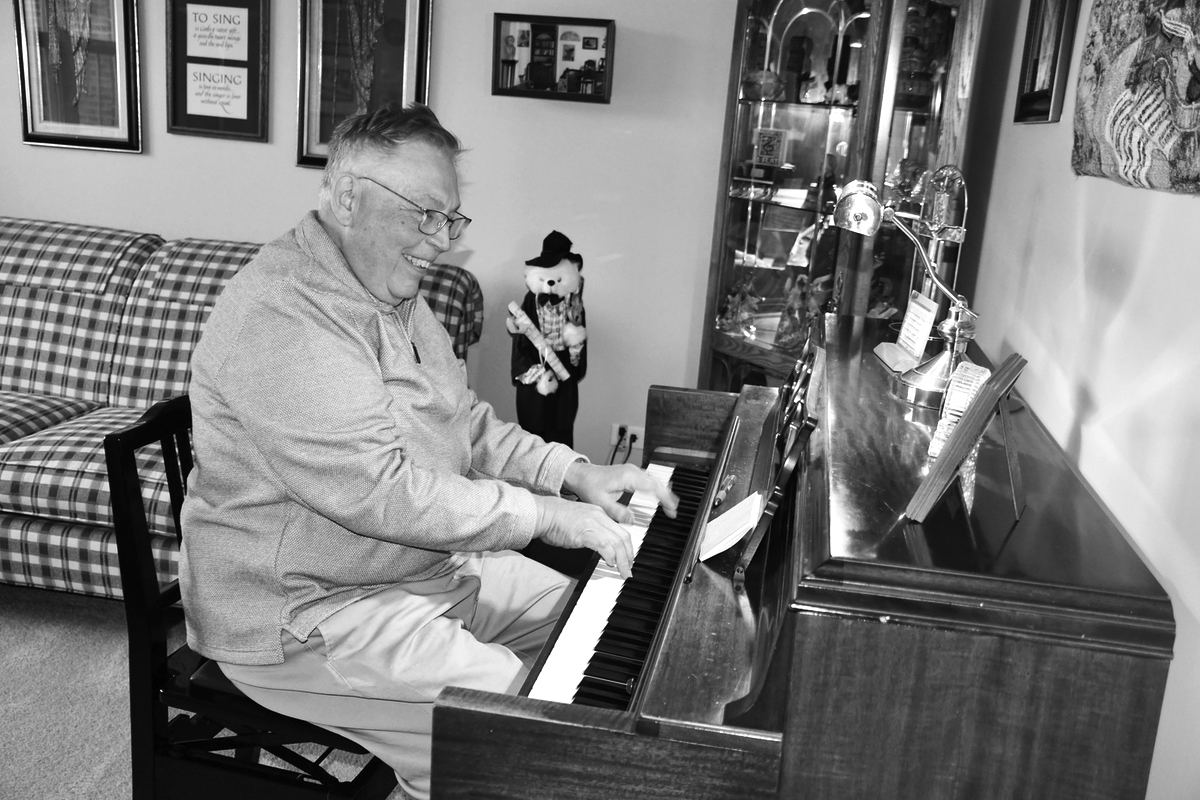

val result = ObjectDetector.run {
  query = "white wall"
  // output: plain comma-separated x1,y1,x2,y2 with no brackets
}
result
974,1,1200,797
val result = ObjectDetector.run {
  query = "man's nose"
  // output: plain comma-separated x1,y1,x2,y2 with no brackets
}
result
428,224,452,251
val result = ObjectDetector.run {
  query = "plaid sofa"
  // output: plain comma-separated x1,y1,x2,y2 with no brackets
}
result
0,217,484,599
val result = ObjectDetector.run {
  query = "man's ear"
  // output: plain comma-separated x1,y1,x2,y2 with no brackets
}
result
329,174,358,225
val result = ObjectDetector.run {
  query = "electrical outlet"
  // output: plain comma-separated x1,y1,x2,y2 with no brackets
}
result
610,424,645,450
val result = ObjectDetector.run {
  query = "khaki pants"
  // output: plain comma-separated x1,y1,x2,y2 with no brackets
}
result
220,550,572,800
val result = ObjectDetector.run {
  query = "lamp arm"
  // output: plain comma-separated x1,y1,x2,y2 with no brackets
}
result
881,207,966,310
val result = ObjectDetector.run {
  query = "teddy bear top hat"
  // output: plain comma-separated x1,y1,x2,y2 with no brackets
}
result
524,230,575,267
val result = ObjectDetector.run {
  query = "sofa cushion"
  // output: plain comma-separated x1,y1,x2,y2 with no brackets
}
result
0,406,174,534
0,512,177,599
0,217,163,403
108,238,260,407
0,391,100,446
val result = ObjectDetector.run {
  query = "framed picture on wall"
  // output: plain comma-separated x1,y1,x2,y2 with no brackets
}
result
1013,0,1080,123
11,0,142,151
296,0,433,168
492,14,614,104
166,0,270,140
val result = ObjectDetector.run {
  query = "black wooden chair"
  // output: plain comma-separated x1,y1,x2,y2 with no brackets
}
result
104,395,397,800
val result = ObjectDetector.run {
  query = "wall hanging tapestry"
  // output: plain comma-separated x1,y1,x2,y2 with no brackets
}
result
1072,0,1200,193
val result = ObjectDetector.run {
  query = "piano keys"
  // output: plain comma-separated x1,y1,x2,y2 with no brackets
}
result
527,462,682,706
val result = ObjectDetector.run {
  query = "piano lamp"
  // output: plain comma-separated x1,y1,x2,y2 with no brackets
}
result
832,165,977,408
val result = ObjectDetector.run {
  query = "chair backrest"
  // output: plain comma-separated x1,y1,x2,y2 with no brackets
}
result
562,69,582,92
104,396,192,675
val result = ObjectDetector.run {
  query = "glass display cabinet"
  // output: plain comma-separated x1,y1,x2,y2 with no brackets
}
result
699,0,988,390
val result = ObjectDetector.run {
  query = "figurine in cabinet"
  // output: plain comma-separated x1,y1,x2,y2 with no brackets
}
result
716,275,762,336
774,272,809,348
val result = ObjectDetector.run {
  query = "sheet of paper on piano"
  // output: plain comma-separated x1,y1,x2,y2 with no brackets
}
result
699,490,763,561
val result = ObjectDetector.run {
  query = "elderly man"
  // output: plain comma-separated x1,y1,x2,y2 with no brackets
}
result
180,103,676,800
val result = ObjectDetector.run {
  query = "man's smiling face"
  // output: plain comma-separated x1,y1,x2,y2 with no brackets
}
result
341,139,461,305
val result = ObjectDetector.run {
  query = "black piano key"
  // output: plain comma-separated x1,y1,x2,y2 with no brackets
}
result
578,677,633,699
595,627,652,651
586,653,642,678
587,643,645,665
609,594,662,614
620,585,670,604
603,615,659,637
575,683,630,709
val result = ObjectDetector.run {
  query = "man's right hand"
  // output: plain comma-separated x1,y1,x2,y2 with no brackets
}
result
532,495,636,578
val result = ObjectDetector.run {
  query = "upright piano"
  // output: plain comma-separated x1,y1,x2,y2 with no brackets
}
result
431,316,1174,800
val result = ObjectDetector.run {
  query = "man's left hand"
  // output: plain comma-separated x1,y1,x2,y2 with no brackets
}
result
562,461,679,524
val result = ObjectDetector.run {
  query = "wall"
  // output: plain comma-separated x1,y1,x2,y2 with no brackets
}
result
972,1,1200,798
0,0,735,466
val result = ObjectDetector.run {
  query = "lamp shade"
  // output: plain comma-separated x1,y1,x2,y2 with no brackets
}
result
832,180,883,236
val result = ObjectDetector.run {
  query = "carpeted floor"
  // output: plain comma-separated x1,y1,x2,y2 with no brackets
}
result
0,583,405,799
0,584,133,799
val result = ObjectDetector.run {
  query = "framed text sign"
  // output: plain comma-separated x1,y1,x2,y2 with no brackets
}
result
12,0,142,151
167,0,270,140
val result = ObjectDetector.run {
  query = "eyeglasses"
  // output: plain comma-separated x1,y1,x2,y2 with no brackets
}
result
355,175,472,240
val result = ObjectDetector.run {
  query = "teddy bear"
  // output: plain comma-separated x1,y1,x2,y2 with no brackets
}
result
507,230,587,447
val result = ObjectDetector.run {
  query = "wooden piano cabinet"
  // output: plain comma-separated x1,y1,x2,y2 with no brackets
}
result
776,315,1176,800
779,607,1169,800
432,688,779,799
